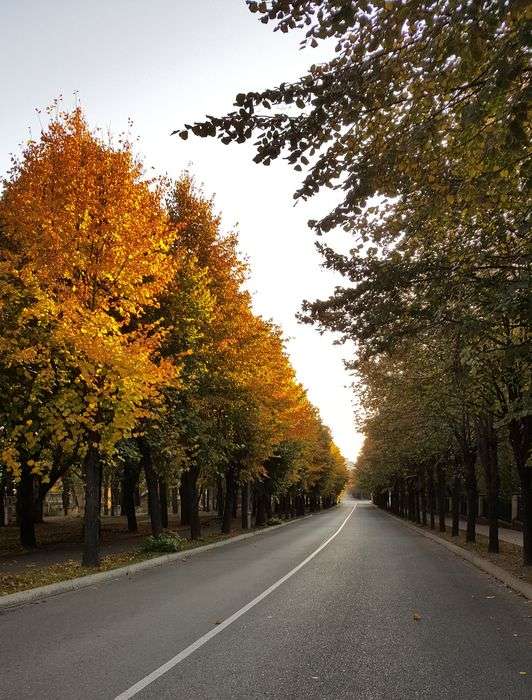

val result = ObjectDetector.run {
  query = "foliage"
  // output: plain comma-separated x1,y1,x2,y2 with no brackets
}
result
0,106,179,480
141,532,185,554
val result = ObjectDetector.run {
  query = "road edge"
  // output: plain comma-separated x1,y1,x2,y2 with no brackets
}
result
0,512,318,611
382,508,532,601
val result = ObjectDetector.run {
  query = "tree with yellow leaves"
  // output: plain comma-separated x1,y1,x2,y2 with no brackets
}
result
0,106,179,564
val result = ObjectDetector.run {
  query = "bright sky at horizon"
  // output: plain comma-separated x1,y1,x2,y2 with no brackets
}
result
0,0,363,461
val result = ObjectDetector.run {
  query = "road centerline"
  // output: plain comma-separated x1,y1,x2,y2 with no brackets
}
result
114,503,357,700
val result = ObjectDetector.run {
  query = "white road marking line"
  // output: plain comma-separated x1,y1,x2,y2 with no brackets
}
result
114,503,357,699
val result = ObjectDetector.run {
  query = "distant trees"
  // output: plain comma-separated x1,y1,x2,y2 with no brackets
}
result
181,2,530,563
0,105,349,565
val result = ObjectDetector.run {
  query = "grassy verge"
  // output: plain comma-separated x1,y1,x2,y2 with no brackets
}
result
411,521,532,585
0,522,286,597
0,513,219,556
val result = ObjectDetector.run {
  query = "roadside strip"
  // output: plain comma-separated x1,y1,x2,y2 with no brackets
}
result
382,508,532,601
0,513,316,611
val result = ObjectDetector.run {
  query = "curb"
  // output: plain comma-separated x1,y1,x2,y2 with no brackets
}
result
0,514,314,611
382,509,532,601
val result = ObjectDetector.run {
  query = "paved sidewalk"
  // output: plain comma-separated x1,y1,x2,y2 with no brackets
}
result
445,517,522,546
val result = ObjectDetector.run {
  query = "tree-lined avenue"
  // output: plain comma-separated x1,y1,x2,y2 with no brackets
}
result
1,501,531,699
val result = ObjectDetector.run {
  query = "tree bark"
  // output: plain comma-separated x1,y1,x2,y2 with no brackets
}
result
82,444,102,567
241,482,250,529
463,450,478,543
451,472,460,537
103,474,110,516
216,475,224,519
0,472,5,527
508,415,532,565
171,486,179,514
111,478,120,516
436,464,446,533
427,467,436,529
159,478,168,529
478,412,500,553
222,468,235,534
139,439,162,538
188,465,202,540
122,461,139,533
255,482,266,526
62,472,70,516
33,478,44,523
231,480,239,520
420,471,427,526
179,471,191,526
17,466,37,548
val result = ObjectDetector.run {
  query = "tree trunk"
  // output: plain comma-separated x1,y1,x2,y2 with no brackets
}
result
255,482,266,526
159,478,168,529
17,466,37,548
179,471,191,526
103,475,110,516
216,475,224,519
478,412,500,553
451,472,460,537
82,444,102,567
266,488,274,519
508,415,532,565
241,482,250,529
420,471,427,526
232,481,239,520
222,468,235,534
519,467,532,567
111,478,120,516
463,451,478,543
189,465,201,540
122,461,139,533
33,479,44,524
0,472,5,527
400,477,406,518
139,439,162,538
62,473,70,516
171,486,178,514
437,464,446,533
427,467,436,529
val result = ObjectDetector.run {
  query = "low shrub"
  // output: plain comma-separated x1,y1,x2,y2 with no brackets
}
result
141,532,185,554
266,517,282,526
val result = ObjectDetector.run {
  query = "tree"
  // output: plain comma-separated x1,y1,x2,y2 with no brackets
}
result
0,106,179,564
181,1,530,562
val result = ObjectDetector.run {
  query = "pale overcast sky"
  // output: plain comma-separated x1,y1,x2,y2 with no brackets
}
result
0,0,363,461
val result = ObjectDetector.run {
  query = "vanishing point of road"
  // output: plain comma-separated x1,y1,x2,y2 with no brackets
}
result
1,500,531,699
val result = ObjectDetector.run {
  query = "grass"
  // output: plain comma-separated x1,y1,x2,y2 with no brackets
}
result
0,530,241,597
0,551,150,597
0,513,219,557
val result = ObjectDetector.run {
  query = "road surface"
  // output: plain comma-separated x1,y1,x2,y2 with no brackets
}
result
1,501,531,699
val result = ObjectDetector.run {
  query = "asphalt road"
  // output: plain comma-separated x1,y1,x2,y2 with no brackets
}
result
1,501,531,699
